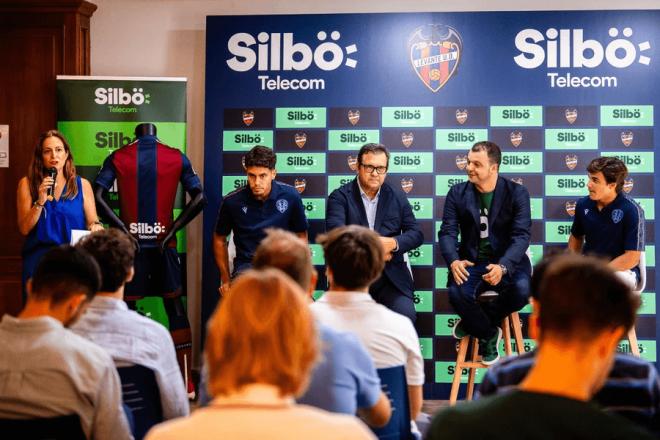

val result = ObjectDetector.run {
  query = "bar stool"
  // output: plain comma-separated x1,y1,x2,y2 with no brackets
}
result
449,310,525,406
627,251,646,357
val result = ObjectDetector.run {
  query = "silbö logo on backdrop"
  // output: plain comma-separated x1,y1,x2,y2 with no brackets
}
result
408,24,463,93
513,27,651,88
94,87,151,113
226,31,358,91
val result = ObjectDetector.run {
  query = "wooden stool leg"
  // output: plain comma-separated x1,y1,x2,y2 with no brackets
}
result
466,339,479,401
628,326,640,357
511,312,525,355
502,316,512,356
449,336,470,406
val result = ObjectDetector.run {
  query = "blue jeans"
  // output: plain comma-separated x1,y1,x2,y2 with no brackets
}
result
448,262,530,340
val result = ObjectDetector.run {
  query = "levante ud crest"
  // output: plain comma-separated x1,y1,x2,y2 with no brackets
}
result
408,24,463,93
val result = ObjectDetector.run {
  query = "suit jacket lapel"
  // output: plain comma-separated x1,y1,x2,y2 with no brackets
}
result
350,179,370,227
374,184,389,232
489,177,504,227
466,183,480,229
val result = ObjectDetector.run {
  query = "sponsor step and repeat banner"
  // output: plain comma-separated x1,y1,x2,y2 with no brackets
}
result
57,76,189,328
202,12,659,398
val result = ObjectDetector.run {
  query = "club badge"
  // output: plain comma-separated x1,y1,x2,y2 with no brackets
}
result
242,110,254,126
623,178,634,193
510,131,523,148
347,155,358,171
611,209,624,224
294,178,307,194
401,132,414,148
276,199,289,214
621,131,634,147
565,154,578,170
565,108,578,125
455,154,468,170
565,201,576,217
294,132,307,149
348,109,360,126
456,109,468,125
401,178,414,193
408,24,462,93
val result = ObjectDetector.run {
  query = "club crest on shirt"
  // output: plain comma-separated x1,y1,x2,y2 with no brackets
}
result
455,154,468,170
294,178,306,194
241,156,246,170
348,109,360,126
565,201,576,217
584,208,589,215
565,108,578,125
456,109,468,125
276,199,289,213
401,132,414,148
401,178,414,193
294,132,307,149
241,206,248,214
565,154,578,170
242,110,254,126
620,131,634,147
510,130,523,148
347,155,358,171
623,178,634,193
611,209,624,224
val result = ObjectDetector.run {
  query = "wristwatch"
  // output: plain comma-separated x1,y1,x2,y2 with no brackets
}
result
499,264,508,275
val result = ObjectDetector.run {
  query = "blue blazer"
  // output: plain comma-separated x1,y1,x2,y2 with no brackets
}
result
438,176,532,276
326,179,424,296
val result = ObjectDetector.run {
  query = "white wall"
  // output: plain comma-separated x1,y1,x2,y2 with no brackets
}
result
90,0,660,365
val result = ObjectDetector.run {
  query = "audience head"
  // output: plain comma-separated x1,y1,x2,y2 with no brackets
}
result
317,225,384,290
28,245,101,326
76,228,135,293
205,269,318,398
252,228,316,294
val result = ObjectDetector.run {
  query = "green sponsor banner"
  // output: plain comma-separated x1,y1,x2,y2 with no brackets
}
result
382,107,433,127
313,291,325,301
646,245,655,267
617,340,656,361
419,337,434,360
544,129,599,150
277,153,326,173
520,303,533,314
328,130,380,150
389,152,434,173
606,152,654,173
530,198,543,220
222,130,274,151
435,268,449,289
276,107,326,128
435,129,489,150
57,121,186,166
545,221,573,243
408,244,433,266
301,198,326,220
414,290,434,313
310,244,325,266
222,176,247,196
500,152,543,173
639,293,655,315
636,198,655,221
507,338,537,355
436,220,461,243
57,78,187,122
600,105,654,126
528,244,544,265
408,198,433,220
435,314,461,336
544,175,588,196
327,175,355,194
435,361,487,384
490,106,543,127
435,175,468,196
174,209,186,254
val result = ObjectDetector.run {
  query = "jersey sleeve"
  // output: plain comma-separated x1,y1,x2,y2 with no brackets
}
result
179,153,202,192
95,153,116,190
289,191,309,233
214,198,234,236
624,200,645,251
570,199,585,237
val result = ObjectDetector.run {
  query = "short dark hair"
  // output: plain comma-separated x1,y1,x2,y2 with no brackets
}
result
317,225,384,290
31,245,101,304
471,141,501,166
538,254,639,342
76,229,135,292
244,145,276,169
587,157,628,193
253,229,313,292
357,143,390,166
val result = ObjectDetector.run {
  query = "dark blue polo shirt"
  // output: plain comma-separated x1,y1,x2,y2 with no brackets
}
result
215,181,308,275
571,193,645,275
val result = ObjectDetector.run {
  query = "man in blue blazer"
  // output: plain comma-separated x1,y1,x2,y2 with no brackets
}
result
326,144,424,322
438,141,531,365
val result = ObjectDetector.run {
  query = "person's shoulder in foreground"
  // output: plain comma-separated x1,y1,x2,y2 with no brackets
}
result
426,389,655,440
145,402,377,440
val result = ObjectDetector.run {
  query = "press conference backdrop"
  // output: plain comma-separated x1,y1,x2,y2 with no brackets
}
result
56,76,190,329
202,11,659,398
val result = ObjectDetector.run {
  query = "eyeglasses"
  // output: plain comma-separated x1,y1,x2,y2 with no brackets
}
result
360,164,388,175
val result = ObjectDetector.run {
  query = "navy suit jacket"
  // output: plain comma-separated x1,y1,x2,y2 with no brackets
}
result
438,176,532,276
326,179,424,297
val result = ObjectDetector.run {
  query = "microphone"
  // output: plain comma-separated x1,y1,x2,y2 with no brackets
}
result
46,167,57,201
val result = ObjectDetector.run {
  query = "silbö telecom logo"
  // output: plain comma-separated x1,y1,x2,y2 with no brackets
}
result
94,87,151,113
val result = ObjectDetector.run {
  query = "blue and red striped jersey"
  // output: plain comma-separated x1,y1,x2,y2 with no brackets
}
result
96,135,202,247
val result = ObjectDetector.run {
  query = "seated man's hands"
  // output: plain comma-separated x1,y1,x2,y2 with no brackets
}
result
450,260,474,285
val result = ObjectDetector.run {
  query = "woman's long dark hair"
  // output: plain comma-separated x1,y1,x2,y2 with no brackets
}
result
28,130,78,201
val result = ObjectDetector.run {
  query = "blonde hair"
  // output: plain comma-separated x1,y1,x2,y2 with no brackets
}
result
206,268,318,397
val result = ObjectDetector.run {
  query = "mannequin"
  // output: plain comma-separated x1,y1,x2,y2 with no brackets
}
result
95,122,206,397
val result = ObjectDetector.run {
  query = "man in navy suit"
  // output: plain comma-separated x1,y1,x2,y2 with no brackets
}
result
438,141,531,365
326,143,424,322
